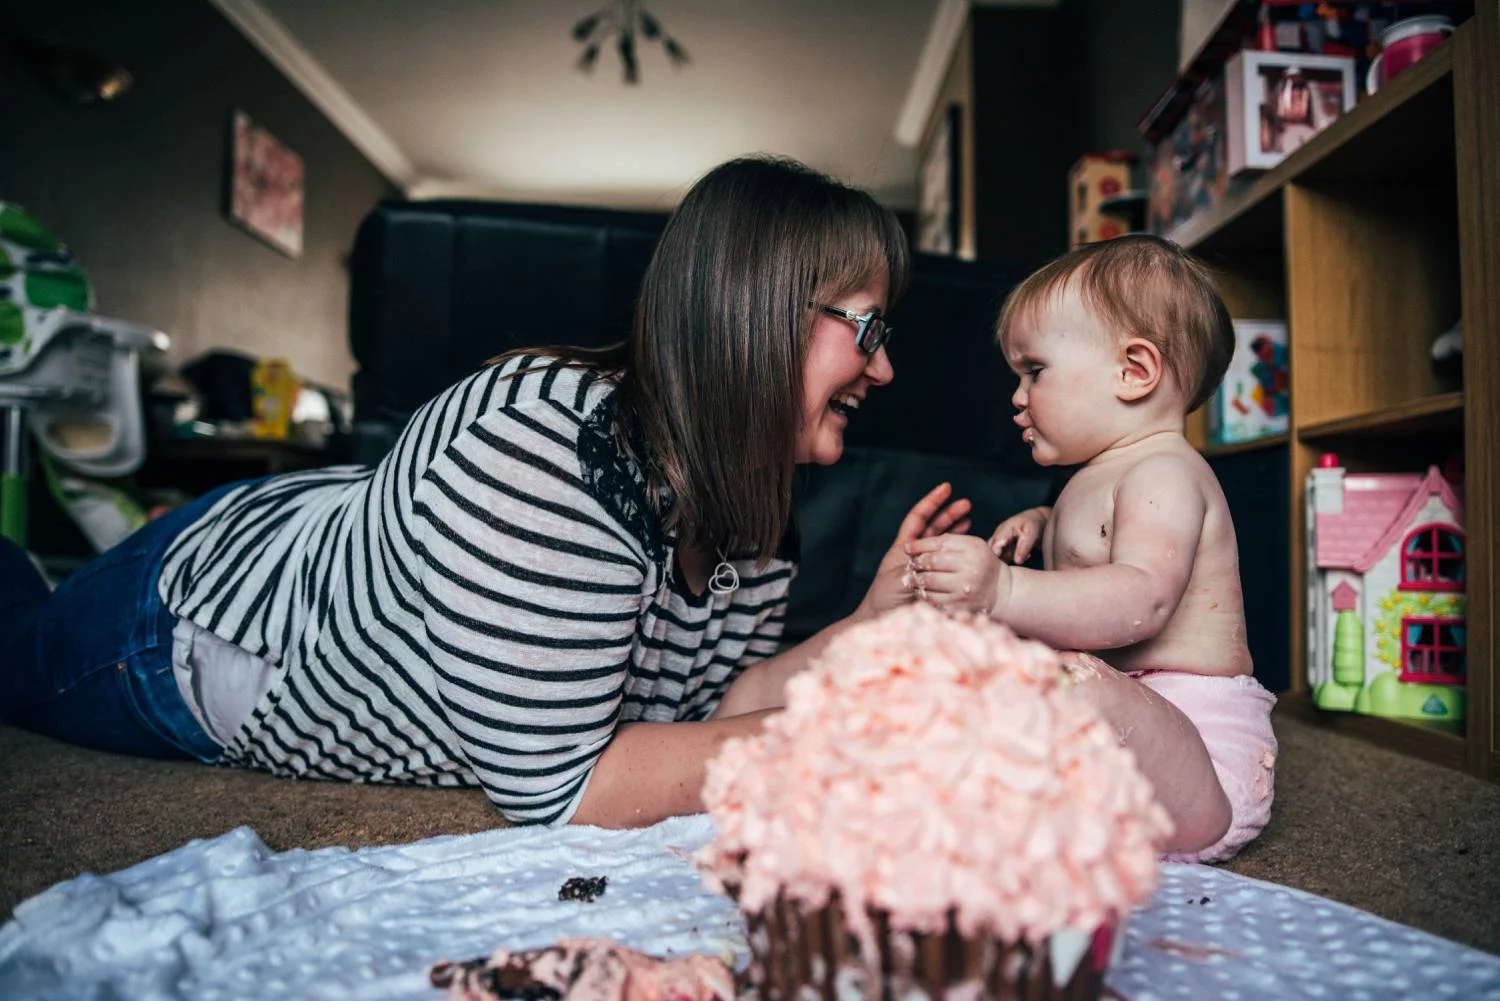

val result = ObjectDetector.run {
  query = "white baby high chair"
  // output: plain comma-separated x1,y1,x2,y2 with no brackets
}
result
0,306,168,544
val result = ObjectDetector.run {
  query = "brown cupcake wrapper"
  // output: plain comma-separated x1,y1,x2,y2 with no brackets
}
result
737,890,1107,1001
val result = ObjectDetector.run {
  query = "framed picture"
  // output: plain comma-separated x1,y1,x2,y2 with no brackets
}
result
1224,50,1356,176
226,110,304,258
916,103,962,256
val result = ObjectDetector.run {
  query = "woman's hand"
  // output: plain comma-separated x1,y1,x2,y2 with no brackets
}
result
858,483,972,619
989,505,1051,565
904,533,1010,616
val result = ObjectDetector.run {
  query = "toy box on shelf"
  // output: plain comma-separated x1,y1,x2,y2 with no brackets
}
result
1305,454,1467,723
1223,49,1356,176
1068,152,1139,248
1145,74,1232,237
1209,319,1288,444
1139,0,1467,238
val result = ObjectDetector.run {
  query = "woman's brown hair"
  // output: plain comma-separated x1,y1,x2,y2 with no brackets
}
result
499,155,908,560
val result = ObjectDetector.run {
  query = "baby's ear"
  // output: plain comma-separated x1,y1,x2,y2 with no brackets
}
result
1117,338,1164,401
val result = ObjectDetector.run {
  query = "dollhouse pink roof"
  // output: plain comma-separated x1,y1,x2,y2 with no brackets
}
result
1315,466,1464,572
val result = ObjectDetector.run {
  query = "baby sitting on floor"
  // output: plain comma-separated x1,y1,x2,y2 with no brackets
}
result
904,234,1276,863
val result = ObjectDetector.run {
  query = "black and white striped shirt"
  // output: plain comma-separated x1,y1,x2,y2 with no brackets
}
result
157,357,793,825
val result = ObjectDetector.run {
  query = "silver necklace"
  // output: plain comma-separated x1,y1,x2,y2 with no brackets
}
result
708,548,739,595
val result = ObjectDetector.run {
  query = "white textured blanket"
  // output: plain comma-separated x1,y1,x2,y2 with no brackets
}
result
2,816,1497,1000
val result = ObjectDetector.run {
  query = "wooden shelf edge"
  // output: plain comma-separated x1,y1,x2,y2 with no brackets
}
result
1168,178,1279,252
1296,391,1465,440
1099,191,1149,212
1201,432,1288,458
1275,691,1468,772
1170,29,1461,252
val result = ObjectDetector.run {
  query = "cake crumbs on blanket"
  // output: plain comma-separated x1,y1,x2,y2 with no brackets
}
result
559,876,608,902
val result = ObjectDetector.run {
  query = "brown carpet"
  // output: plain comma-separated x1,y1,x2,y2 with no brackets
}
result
3,713,1498,955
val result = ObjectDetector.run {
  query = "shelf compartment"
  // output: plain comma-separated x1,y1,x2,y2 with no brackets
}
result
1276,692,1467,772
1284,178,1462,429
1171,30,1459,256
1297,392,1464,441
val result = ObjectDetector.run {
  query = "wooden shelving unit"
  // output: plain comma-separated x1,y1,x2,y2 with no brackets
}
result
1169,37,1457,256
1181,11,1499,781
1297,392,1464,441
1276,692,1468,771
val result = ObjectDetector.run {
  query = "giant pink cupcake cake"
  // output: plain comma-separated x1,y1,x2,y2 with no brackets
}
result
698,603,1172,1001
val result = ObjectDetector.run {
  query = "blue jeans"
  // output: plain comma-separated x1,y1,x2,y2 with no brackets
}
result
0,485,240,761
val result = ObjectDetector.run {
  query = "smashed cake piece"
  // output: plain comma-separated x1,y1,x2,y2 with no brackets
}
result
558,876,608,902
430,938,734,1001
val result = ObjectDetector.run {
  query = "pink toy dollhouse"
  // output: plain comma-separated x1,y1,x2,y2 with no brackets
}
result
1305,454,1467,721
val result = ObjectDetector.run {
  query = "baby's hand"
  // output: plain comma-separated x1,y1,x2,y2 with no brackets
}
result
859,484,974,619
989,505,1050,565
903,534,1008,616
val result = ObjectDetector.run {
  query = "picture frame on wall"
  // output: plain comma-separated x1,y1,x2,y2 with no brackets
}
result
916,103,962,256
226,110,304,258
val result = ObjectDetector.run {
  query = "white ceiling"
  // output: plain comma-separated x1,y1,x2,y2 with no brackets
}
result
234,0,953,210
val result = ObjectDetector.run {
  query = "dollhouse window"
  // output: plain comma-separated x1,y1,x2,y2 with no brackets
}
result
1398,524,1464,592
1399,617,1466,686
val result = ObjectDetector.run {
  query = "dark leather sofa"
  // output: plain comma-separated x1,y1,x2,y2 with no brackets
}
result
347,200,1055,641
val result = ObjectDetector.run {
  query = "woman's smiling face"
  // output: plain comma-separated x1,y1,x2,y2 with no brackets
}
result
796,274,893,465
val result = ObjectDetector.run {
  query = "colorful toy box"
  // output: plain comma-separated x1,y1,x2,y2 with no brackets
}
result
1208,319,1288,444
1068,152,1136,249
1146,75,1232,238
1305,456,1467,722
1223,49,1356,177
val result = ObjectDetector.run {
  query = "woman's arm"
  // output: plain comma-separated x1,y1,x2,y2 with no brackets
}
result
416,405,648,828
570,711,775,827
709,616,854,718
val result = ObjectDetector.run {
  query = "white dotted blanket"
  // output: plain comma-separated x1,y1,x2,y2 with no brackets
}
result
1,817,1495,1000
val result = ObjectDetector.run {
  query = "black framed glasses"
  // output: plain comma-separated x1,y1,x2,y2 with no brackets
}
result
808,301,893,355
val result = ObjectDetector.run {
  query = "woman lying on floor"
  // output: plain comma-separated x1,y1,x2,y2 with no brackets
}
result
0,155,969,829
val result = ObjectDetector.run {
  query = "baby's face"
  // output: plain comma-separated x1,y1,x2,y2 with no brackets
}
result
1002,289,1123,466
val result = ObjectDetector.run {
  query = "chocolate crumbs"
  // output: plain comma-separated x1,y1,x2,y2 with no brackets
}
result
558,875,608,902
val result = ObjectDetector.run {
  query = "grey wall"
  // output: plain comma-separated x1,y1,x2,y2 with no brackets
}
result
961,1,1182,271
0,0,397,390
970,7,1077,273
1062,0,1183,164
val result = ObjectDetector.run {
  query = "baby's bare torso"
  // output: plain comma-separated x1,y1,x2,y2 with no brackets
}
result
1044,440,1252,677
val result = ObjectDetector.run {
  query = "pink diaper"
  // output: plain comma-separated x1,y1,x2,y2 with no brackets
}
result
1132,670,1278,864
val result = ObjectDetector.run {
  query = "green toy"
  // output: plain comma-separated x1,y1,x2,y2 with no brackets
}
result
0,202,91,543
0,202,166,547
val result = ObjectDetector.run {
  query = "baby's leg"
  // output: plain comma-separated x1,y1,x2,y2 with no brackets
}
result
1060,653,1232,855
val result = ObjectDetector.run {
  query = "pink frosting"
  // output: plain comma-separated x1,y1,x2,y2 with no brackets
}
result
698,604,1172,945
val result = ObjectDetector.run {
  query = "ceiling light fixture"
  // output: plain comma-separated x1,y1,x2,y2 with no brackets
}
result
2,25,134,104
572,0,689,85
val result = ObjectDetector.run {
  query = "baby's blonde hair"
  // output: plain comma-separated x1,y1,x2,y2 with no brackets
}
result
995,235,1234,411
